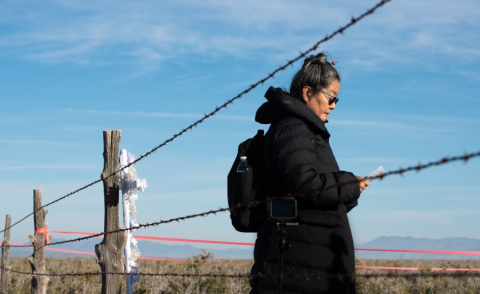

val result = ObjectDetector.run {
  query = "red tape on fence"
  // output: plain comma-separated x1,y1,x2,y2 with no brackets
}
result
49,231,480,256
11,243,480,271
356,266,480,272
49,230,255,246
35,226,50,244
11,242,95,256
355,248,480,256
9,242,228,264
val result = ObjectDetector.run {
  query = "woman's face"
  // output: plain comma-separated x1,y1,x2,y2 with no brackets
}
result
302,79,339,122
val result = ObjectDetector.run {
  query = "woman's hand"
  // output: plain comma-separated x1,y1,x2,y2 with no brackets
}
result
355,176,370,193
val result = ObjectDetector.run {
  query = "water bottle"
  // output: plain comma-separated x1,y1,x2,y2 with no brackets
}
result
237,156,252,173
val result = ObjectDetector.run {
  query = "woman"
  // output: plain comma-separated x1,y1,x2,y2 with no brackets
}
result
251,53,369,294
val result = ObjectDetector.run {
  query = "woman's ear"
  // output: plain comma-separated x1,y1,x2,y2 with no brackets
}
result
302,86,311,104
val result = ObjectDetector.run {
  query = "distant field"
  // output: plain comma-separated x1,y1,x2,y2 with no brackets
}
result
3,254,480,293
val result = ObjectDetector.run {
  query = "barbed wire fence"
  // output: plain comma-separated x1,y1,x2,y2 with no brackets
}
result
3,0,480,292
3,150,480,291
5,150,479,250
0,0,392,235
3,264,480,280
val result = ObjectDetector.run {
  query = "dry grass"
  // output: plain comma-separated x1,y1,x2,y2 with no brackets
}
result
356,259,480,294
2,253,480,293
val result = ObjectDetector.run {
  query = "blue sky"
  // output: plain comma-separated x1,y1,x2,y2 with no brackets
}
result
1,0,479,254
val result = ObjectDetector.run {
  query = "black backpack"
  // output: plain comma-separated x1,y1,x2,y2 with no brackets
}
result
227,129,267,232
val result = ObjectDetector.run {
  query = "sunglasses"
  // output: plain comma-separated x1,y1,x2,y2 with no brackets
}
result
312,87,339,105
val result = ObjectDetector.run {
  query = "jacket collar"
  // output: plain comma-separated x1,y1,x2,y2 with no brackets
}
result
255,87,330,136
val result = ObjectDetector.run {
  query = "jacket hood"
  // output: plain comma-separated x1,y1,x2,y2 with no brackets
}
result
255,86,329,134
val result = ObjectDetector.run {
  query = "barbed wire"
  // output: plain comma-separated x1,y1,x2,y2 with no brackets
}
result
0,179,102,236
367,151,479,180
5,149,478,250
5,207,230,248
44,208,230,248
0,266,250,279
3,265,480,280
0,0,392,235
2,243,27,248
296,151,480,197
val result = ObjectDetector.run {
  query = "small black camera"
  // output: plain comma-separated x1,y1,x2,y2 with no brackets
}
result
268,198,297,220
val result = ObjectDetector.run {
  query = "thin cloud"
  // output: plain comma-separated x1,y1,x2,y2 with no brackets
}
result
57,125,103,132
0,117,32,123
0,164,98,170
358,209,480,226
56,108,201,119
0,1,383,67
332,120,412,130
0,138,94,148
331,0,480,76
400,115,480,125
0,139,50,144
332,114,480,138
0,138,97,151
339,156,413,163
141,187,225,202
366,186,479,197
214,115,252,121
2,0,479,73
54,108,251,121
25,40,103,65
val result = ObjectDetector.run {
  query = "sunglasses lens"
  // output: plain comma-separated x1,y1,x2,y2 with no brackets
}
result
314,87,338,105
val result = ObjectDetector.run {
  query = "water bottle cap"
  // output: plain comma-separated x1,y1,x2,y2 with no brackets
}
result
240,156,247,160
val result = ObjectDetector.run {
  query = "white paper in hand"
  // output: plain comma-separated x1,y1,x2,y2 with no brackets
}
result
366,166,385,180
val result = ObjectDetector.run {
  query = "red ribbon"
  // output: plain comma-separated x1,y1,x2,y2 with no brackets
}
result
35,226,50,244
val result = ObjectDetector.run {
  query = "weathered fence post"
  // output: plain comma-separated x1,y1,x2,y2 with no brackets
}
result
1,214,12,294
27,189,49,294
95,130,127,294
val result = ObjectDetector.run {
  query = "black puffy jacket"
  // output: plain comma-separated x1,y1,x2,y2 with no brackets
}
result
250,87,361,294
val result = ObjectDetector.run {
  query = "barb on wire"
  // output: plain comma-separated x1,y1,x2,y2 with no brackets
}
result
3,265,480,280
6,149,478,252
0,0,392,235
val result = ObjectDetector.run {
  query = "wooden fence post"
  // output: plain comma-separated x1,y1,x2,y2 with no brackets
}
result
95,130,127,294
27,189,49,294
1,214,12,294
